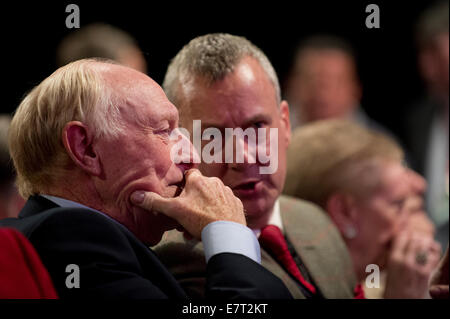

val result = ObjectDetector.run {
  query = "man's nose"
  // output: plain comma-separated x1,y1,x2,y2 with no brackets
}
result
227,135,258,170
183,132,200,170
172,128,200,172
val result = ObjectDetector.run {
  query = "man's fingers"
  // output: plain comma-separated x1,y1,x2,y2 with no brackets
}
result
184,168,202,180
131,191,178,218
182,169,203,195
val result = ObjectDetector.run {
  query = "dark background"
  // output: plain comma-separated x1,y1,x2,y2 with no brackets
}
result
1,0,434,139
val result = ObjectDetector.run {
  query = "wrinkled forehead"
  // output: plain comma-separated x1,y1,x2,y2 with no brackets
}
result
101,64,178,127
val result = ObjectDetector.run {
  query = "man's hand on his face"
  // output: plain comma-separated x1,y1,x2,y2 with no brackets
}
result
384,231,441,299
130,169,246,240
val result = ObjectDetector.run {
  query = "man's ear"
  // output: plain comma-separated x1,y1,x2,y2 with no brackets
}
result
325,192,359,237
279,100,291,145
62,121,102,177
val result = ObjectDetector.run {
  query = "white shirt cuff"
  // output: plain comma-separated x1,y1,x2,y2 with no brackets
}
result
201,221,261,264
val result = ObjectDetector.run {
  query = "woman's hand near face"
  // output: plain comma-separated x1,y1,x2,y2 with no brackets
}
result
384,231,441,298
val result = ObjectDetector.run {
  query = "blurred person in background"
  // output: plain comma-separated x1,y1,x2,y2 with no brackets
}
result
0,115,25,220
403,0,449,248
284,35,394,140
56,22,147,73
284,119,443,298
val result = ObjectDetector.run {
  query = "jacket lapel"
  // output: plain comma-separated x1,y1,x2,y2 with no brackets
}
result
280,196,356,298
260,248,307,299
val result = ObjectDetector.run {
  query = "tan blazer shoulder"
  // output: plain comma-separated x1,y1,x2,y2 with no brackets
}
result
153,229,207,298
277,195,357,298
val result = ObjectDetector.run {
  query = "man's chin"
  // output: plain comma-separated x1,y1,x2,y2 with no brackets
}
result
163,184,183,198
146,223,185,246
139,230,164,247
130,208,181,246
242,201,274,229
242,195,273,210
175,224,185,232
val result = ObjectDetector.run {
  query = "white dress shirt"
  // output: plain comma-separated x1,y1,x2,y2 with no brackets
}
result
252,199,283,238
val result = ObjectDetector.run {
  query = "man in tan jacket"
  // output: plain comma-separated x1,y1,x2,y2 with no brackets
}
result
154,33,359,298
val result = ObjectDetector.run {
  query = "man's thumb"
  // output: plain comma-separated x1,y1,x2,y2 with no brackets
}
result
131,191,176,217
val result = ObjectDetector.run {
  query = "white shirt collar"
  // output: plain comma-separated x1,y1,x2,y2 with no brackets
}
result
41,194,122,227
41,195,96,211
252,198,283,238
42,195,285,238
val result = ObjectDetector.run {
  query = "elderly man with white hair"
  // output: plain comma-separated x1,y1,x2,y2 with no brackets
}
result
0,59,292,299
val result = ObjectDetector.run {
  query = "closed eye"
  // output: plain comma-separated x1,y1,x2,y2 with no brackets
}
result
156,128,172,137
253,121,266,129
391,199,405,210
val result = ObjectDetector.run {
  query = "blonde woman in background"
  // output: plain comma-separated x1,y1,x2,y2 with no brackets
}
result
284,119,443,298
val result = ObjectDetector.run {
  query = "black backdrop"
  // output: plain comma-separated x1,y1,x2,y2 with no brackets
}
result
2,0,434,139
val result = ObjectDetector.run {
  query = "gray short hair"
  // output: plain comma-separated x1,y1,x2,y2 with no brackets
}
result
163,33,281,107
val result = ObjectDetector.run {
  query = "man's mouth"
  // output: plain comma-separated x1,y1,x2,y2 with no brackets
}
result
232,180,262,196
234,181,257,190
172,175,186,197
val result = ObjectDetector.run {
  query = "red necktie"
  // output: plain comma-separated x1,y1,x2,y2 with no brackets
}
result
353,283,365,299
259,225,317,295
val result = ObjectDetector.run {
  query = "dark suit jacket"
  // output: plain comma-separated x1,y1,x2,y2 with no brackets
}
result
154,195,357,299
403,97,449,247
403,96,440,175
0,195,292,299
